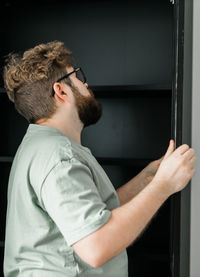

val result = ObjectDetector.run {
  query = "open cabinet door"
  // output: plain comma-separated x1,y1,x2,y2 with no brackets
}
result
170,0,193,276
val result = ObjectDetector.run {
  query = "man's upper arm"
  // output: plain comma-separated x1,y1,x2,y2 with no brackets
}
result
40,157,111,247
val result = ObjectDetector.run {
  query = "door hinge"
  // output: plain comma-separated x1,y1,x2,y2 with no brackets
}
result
170,0,175,4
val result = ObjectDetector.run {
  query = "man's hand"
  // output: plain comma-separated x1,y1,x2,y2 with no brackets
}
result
139,141,175,187
141,156,164,187
153,140,196,196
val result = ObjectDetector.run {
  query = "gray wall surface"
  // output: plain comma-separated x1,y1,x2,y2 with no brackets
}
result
190,1,200,276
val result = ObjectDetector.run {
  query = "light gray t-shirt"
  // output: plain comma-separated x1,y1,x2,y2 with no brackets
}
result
4,124,128,277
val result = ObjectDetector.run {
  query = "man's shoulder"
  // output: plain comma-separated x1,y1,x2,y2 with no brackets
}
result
14,125,94,179
21,129,75,162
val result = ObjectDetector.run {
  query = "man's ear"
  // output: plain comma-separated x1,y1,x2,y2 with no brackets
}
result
53,82,69,103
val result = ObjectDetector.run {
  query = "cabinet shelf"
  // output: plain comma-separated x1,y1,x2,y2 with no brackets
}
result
0,156,13,163
0,85,172,97
90,84,172,98
0,241,4,248
96,157,152,167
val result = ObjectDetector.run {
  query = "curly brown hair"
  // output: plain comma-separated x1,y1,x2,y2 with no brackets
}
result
3,41,76,123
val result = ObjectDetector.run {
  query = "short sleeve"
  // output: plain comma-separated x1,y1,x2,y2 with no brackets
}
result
40,157,111,246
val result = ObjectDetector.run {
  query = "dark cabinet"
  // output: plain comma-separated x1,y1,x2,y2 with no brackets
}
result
0,1,192,276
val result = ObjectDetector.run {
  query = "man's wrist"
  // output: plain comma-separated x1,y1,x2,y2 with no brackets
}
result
138,168,151,188
148,177,171,202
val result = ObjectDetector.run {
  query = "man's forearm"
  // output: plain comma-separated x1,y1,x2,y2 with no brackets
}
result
116,168,148,205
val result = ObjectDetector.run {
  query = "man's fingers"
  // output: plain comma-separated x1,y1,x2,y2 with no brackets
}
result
163,139,175,160
182,148,195,160
189,156,197,167
173,144,189,156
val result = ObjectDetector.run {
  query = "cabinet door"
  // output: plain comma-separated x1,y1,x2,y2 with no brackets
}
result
170,0,193,276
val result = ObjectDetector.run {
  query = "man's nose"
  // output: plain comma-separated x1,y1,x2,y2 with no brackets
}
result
84,82,88,88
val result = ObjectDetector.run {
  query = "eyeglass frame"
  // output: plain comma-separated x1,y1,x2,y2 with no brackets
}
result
51,67,86,96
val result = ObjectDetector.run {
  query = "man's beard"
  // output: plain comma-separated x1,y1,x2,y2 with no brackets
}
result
71,85,103,128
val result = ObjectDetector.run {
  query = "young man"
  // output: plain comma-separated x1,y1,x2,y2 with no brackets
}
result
3,41,196,277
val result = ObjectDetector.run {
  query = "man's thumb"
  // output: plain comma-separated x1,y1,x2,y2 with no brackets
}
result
163,139,175,160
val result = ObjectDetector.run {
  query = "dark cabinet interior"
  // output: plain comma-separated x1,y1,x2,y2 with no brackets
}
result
0,1,176,276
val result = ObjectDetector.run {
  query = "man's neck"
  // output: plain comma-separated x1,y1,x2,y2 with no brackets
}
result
35,117,83,145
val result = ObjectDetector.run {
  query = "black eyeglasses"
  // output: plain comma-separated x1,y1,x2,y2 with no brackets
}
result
52,67,86,96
